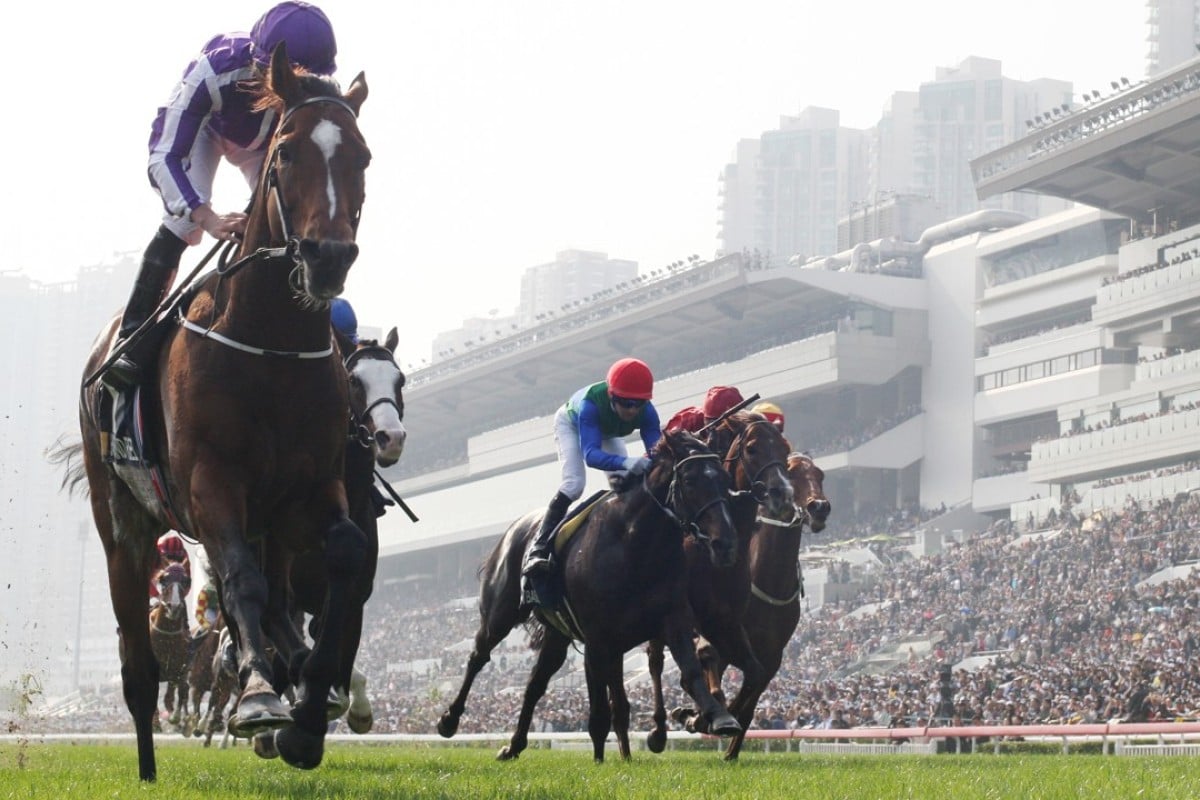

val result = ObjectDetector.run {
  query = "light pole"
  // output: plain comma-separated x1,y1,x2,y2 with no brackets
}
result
73,520,88,692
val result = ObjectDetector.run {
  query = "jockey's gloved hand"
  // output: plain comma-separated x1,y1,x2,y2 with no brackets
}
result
625,456,652,476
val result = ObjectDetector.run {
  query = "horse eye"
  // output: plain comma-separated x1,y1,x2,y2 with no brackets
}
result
277,145,292,164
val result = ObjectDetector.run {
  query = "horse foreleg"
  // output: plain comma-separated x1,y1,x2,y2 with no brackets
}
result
497,628,569,761
725,647,783,761
645,640,670,753
663,613,740,739
347,668,372,734
274,517,367,770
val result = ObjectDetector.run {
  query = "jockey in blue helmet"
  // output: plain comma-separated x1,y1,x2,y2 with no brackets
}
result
331,298,360,344
103,2,339,391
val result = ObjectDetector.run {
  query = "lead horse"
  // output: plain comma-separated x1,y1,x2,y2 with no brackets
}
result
149,563,192,733
437,429,743,762
64,46,370,780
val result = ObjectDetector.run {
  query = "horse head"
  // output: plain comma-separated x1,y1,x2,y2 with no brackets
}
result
788,452,830,532
154,562,191,621
650,429,738,567
247,43,370,302
342,328,407,467
709,411,795,521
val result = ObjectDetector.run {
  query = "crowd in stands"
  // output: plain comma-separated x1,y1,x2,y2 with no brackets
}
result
21,492,1200,737
1101,241,1200,288
804,405,923,457
985,313,1092,351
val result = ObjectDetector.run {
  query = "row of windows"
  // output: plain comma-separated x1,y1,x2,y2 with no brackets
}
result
977,348,1135,391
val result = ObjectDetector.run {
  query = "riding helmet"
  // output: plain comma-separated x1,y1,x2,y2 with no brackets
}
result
606,358,654,400
331,297,359,343
703,386,744,420
251,1,338,75
157,532,187,560
753,401,786,431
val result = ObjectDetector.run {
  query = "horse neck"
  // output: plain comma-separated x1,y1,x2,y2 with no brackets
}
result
750,518,803,593
622,478,683,557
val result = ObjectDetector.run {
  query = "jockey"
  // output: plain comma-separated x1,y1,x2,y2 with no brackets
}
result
331,297,360,344
753,401,786,432
522,358,662,594
194,581,220,632
150,533,191,604
104,1,340,390
664,385,745,433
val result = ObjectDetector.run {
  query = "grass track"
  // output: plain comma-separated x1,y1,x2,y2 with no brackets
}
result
3,741,1200,799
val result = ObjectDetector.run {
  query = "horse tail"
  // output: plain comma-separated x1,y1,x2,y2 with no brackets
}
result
46,435,89,498
527,620,549,652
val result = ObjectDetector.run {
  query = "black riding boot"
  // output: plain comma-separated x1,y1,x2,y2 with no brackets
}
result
102,226,187,389
523,492,571,577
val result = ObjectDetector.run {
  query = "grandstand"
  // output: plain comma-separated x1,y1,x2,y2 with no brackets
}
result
376,53,1200,613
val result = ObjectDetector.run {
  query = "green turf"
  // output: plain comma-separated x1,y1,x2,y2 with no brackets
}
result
2,741,1199,799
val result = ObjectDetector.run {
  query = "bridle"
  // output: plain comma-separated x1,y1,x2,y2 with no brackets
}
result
344,344,403,449
640,449,731,547
720,419,790,505
182,95,362,360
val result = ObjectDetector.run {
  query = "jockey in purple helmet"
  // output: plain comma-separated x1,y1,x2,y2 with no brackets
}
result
104,2,338,390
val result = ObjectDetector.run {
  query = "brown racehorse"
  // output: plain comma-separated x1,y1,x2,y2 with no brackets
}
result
644,412,795,752
149,563,191,733
185,616,237,745
61,45,370,780
668,451,830,759
437,429,743,763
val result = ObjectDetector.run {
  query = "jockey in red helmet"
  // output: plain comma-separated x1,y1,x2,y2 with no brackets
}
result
665,385,745,433
150,533,192,603
522,357,662,606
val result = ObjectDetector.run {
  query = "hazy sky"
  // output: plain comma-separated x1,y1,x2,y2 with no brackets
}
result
8,1,1144,364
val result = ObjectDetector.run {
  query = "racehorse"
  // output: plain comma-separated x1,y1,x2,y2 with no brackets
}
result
62,45,370,779
668,451,830,759
437,429,743,762
185,616,238,745
644,411,795,752
149,563,191,732
280,327,406,740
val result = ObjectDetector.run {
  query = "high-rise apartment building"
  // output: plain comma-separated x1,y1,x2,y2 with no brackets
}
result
1146,0,1200,75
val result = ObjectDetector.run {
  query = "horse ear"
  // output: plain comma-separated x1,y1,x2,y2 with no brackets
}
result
344,72,368,115
269,42,303,107
385,327,399,353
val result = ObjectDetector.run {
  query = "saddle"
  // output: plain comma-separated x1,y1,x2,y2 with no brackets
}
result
523,490,611,638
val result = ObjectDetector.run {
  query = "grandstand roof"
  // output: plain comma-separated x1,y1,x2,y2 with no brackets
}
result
972,59,1200,227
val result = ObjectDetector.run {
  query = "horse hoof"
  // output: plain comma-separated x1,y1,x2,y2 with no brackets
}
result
229,692,292,738
253,731,280,760
496,745,519,761
348,709,373,734
275,725,324,770
710,712,742,738
437,715,459,739
646,729,667,754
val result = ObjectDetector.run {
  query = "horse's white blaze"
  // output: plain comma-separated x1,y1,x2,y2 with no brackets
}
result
357,359,406,461
311,119,343,220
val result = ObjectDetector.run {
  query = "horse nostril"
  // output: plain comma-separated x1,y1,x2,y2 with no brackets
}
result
375,431,391,449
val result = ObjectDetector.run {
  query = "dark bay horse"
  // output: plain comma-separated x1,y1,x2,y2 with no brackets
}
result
644,412,795,752
281,327,406,740
669,451,830,759
149,563,191,732
64,45,370,779
437,429,743,762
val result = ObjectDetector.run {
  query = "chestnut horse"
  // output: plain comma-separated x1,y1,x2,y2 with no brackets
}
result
644,412,795,752
185,616,237,745
149,563,192,732
668,451,830,758
437,429,743,762
65,46,370,779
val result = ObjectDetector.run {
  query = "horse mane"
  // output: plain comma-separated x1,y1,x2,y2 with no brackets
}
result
250,70,343,115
